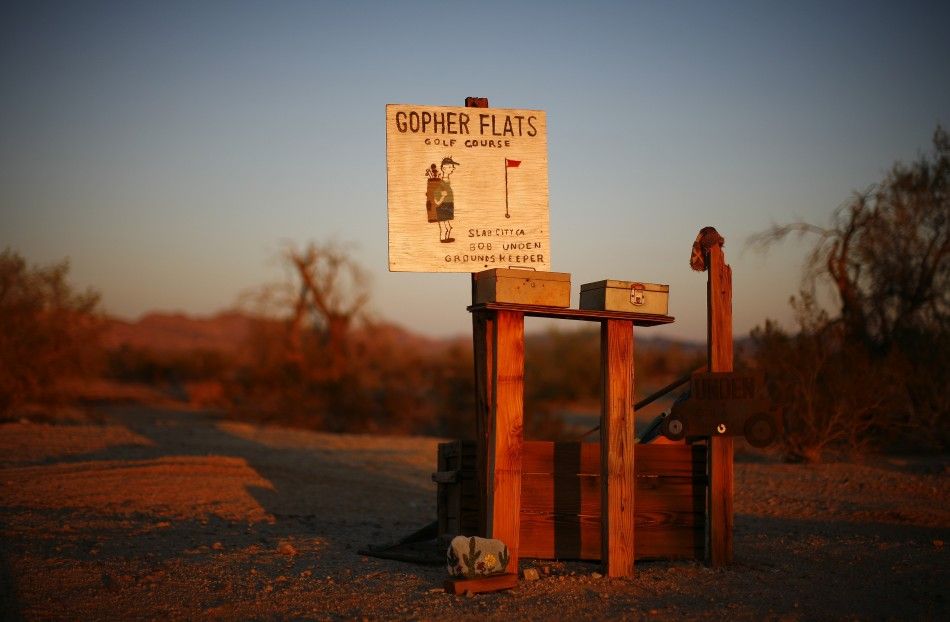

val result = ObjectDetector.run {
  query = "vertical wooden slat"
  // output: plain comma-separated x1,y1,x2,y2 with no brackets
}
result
600,319,636,576
706,241,734,566
437,444,448,535
486,310,524,572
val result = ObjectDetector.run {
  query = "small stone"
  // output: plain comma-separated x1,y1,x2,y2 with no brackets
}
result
277,541,297,556
934,540,944,548
541,565,551,576
465,590,474,598
523,568,540,581
428,587,444,593
591,572,603,580
156,521,171,528
300,570,312,578
264,584,274,593
211,542,224,550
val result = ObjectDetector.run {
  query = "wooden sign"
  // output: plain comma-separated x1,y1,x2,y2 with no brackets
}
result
386,104,549,273
689,372,764,401
662,372,779,447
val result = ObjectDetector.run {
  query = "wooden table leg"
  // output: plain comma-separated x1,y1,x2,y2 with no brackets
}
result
486,310,524,573
600,319,635,577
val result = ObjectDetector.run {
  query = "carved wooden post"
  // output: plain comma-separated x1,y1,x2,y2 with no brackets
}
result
696,227,734,566
600,319,636,576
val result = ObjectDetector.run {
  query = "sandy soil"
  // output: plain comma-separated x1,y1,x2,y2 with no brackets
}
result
1,405,947,621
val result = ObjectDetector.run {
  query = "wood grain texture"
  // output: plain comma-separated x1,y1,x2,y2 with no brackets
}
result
486,310,525,571
439,441,707,561
467,302,674,325
519,513,703,561
386,104,549,273
706,242,735,566
600,319,636,576
444,573,518,595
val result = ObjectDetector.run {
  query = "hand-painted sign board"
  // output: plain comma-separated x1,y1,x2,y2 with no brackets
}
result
386,104,549,273
662,372,780,447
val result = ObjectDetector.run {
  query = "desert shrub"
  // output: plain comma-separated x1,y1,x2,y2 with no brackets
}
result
107,345,230,384
0,249,102,417
750,295,910,461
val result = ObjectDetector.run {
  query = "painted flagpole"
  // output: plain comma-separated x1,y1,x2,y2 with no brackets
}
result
504,159,510,218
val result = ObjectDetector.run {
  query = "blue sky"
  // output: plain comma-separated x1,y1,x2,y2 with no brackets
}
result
2,0,948,340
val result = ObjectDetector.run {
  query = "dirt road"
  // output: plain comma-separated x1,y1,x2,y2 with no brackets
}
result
1,405,947,620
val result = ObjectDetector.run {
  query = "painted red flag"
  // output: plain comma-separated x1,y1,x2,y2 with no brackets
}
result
505,159,521,167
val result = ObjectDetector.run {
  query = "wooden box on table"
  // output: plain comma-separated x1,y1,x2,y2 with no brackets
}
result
473,269,571,307
579,279,670,315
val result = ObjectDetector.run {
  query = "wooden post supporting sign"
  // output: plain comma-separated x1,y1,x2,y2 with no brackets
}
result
467,97,524,573
468,97,493,539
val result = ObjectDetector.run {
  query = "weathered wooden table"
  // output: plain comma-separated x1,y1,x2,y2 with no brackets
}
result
468,302,674,577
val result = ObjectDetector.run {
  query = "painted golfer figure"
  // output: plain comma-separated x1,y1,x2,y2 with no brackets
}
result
425,156,459,243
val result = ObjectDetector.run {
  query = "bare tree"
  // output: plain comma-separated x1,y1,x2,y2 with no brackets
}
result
284,241,370,380
749,125,949,353
748,125,950,455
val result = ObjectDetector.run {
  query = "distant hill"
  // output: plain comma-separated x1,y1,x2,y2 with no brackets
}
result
100,310,468,356
102,311,253,354
101,309,706,358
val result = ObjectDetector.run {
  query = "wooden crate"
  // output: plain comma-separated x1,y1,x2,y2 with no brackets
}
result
435,440,706,561
435,441,480,537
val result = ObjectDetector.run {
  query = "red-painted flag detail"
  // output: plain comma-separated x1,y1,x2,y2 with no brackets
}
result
506,159,521,167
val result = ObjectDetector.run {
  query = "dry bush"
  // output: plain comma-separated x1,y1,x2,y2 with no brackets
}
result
229,241,477,435
750,296,907,461
750,126,949,458
0,249,103,417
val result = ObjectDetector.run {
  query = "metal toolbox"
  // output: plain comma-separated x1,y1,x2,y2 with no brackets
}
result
473,268,571,307
579,279,670,315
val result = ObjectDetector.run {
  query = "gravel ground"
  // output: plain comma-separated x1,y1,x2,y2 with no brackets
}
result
1,405,947,621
